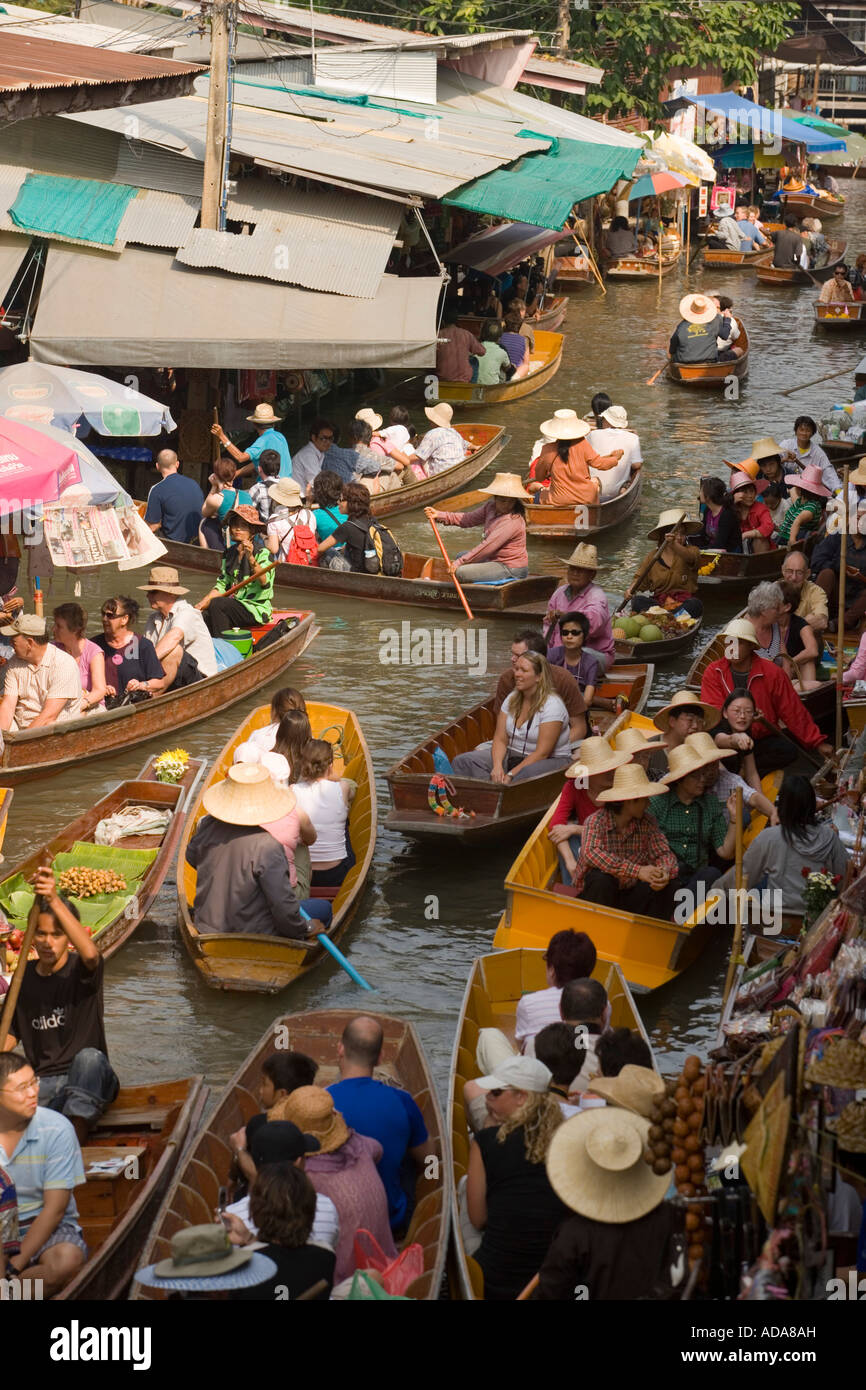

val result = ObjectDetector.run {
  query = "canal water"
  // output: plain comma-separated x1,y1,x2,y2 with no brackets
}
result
8,182,865,1104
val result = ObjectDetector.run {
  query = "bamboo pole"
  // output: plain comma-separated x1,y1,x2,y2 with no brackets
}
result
657,195,663,294
686,191,691,262
425,510,474,620
836,464,850,751
0,893,42,1051
722,787,745,1006
573,227,606,296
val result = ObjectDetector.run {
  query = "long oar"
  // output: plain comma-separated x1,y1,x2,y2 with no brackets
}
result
220,558,281,601
0,889,42,1051
781,365,854,397
425,510,474,620
646,361,668,387
755,713,827,771
614,535,669,615
317,932,374,992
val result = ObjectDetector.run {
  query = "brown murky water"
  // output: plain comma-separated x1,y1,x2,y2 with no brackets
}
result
8,182,865,1101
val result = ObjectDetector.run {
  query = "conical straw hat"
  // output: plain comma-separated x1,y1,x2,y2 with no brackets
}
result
539,408,590,441
751,437,781,462
653,690,720,732
647,509,702,541
565,735,630,780
480,472,533,501
661,742,720,784
614,725,663,756
679,293,717,325
546,1109,671,1223
589,1066,666,1118
202,764,296,826
596,763,668,802
684,731,729,767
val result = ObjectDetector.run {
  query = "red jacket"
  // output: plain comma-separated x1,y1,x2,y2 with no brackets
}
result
550,781,598,828
700,655,823,748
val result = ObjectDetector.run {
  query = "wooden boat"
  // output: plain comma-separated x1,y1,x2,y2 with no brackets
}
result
0,611,319,787
783,191,845,220
613,610,703,664
436,331,563,406
132,1010,449,1302
369,423,508,519
823,437,864,464
555,256,592,289
55,1075,206,1300
814,301,866,328
448,949,653,1299
384,666,652,845
458,296,568,333
156,536,558,617
703,245,773,270
177,703,376,993
696,547,783,595
667,317,749,388
756,238,847,286
607,247,681,279
0,754,205,961
685,614,837,734
440,468,643,541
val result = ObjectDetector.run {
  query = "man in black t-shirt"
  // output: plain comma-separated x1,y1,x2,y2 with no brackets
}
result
3,867,118,1145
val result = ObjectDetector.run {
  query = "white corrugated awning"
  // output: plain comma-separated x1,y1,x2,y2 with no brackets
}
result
437,69,643,148
29,243,442,368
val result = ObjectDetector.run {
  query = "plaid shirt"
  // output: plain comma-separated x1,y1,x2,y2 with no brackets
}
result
0,1162,19,1258
649,790,728,870
572,807,678,893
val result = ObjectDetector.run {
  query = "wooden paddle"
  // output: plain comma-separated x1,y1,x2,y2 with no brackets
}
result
722,788,745,1007
219,557,280,601
614,534,669,615
781,365,855,397
0,882,44,1051
646,362,668,387
755,713,827,771
837,465,850,751
425,509,474,621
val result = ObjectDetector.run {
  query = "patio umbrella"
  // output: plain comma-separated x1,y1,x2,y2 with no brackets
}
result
0,417,80,510
0,362,176,437
626,170,687,200
18,419,130,506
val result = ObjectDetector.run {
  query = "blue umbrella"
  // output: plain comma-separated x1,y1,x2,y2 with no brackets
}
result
0,362,175,437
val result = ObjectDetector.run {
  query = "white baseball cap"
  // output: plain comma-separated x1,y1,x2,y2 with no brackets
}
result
233,741,262,765
475,1055,552,1093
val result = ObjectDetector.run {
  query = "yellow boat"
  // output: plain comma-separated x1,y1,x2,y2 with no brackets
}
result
436,331,563,406
448,947,653,1300
177,703,376,993
491,713,778,991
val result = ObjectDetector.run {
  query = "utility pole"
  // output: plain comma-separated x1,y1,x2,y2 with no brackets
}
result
555,0,570,56
202,0,231,230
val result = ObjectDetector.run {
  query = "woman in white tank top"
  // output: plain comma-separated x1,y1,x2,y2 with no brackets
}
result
292,738,356,888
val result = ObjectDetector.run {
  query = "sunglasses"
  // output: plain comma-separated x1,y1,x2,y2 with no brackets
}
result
561,628,584,637
101,608,125,618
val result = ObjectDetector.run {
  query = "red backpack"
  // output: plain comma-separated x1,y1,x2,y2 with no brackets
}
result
285,521,319,567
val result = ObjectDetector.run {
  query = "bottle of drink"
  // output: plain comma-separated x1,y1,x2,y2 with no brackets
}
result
33,576,43,618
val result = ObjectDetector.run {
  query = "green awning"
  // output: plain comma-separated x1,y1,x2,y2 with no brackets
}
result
443,132,641,231
8,174,137,248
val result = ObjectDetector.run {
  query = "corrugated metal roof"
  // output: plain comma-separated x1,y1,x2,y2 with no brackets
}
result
120,186,199,246
178,184,400,296
437,70,644,149
522,53,604,88
0,32,203,91
0,113,123,181
313,50,438,105
0,5,181,54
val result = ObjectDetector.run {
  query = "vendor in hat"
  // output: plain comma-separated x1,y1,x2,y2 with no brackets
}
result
624,509,703,619
535,1108,684,1300
427,473,530,583
196,504,274,638
774,462,831,548
185,765,322,941
728,468,775,554
548,736,631,885
570,762,679,919
211,401,292,483
527,409,624,507
778,415,840,495
669,292,734,365
140,566,217,690
650,743,737,900
543,542,614,668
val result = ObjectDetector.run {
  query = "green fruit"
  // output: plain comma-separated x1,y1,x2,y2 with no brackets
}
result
639,624,663,643
620,616,641,638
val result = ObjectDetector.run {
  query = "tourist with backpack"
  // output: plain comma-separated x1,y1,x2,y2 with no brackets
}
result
316,483,403,576
427,473,531,582
266,479,318,566
310,471,351,572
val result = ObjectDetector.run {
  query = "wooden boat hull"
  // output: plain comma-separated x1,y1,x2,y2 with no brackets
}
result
613,612,703,664
696,547,784,594
384,668,652,845
441,469,643,541
177,703,376,992
437,331,563,406
492,776,715,992
1,755,205,962
449,950,652,1299
157,537,557,615
458,297,568,333
54,1076,206,1300
369,424,508,519
668,317,749,387
0,613,319,786
783,192,845,219
756,239,847,285
815,302,865,327
703,246,772,270
133,1011,449,1302
607,250,680,279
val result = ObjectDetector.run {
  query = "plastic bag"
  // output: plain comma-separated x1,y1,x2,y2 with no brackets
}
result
353,1229,424,1296
346,1270,409,1301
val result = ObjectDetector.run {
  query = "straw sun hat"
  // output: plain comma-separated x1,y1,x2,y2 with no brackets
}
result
269,477,304,508
653,690,720,733
480,472,533,502
684,731,730,767
588,1065,666,1119
272,1085,351,1154
850,460,866,488
559,542,599,570
539,408,591,441
546,1108,671,1224
137,565,189,596
647,509,702,541
424,401,454,429
203,764,296,825
613,725,663,756
355,407,383,431
678,293,717,326
596,763,668,802
565,735,630,781
751,437,781,462
246,402,283,425
662,742,725,784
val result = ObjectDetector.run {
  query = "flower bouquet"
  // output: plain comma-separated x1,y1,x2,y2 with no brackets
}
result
801,867,843,929
154,748,190,784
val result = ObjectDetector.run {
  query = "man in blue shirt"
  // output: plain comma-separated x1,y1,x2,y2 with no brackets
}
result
328,1016,432,1235
734,207,769,250
144,450,205,543
212,403,292,481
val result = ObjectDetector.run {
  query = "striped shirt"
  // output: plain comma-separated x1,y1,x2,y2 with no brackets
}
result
225,1190,340,1254
515,986,562,1054
572,807,678,894
0,1107,84,1232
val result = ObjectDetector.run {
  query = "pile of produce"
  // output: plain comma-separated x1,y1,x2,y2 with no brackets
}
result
643,1055,707,1266
613,608,697,644
58,866,127,899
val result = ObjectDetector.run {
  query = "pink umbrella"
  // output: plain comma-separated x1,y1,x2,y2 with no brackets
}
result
627,169,688,200
0,417,81,512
